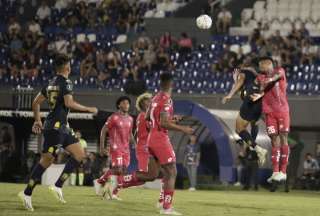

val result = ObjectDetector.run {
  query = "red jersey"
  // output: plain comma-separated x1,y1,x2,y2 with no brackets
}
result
105,112,133,153
149,92,174,135
136,112,150,151
257,67,289,114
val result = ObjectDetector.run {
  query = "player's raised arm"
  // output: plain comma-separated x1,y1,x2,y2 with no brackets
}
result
256,71,283,91
64,95,97,114
160,111,193,135
32,92,47,134
222,68,245,104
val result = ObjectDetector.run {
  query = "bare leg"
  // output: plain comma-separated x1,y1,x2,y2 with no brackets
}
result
161,163,177,210
236,114,253,148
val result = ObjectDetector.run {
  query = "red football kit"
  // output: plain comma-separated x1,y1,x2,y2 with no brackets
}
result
136,112,150,172
257,67,290,173
147,91,176,165
106,112,133,168
257,67,290,135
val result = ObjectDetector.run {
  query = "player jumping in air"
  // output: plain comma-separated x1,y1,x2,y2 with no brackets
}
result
18,54,98,211
255,57,290,183
94,96,134,200
222,65,267,165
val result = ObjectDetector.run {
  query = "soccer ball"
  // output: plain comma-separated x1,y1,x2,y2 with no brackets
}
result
196,14,212,30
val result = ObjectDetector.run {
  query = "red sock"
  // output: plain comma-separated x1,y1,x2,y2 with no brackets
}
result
280,145,290,173
158,178,164,203
119,172,144,188
97,169,112,184
271,146,280,172
117,175,124,187
113,187,120,195
163,189,174,210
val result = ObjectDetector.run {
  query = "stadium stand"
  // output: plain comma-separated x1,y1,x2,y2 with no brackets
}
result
1,0,320,97
234,0,320,36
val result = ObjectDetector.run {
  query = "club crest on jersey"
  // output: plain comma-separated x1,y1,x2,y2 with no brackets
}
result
66,80,73,91
66,84,72,91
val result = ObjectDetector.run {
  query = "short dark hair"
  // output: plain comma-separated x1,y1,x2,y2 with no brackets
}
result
306,153,312,157
54,53,70,71
160,73,173,85
259,56,274,65
116,96,131,109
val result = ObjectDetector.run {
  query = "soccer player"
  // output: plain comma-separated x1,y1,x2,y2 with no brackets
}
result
18,54,98,211
97,92,164,203
94,96,134,200
222,66,267,165
146,73,194,215
135,92,165,207
135,93,153,173
256,57,290,183
102,73,193,215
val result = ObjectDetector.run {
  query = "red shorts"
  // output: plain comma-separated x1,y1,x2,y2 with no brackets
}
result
265,112,290,135
147,132,176,165
110,150,130,168
136,147,150,172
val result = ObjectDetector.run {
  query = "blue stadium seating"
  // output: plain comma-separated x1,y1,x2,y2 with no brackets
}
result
1,20,320,96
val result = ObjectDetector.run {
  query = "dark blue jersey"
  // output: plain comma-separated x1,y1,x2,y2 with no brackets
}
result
41,75,73,130
240,69,257,100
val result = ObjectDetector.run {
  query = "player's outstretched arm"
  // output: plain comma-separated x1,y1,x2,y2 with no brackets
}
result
64,94,98,114
160,112,194,135
257,69,284,91
32,92,46,134
99,124,109,156
222,69,245,104
259,73,282,91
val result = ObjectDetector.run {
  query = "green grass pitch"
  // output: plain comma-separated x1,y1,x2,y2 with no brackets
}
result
0,183,319,216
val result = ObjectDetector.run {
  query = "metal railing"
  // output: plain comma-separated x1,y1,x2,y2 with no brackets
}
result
12,87,34,110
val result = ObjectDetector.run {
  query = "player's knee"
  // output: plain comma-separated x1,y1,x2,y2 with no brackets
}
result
279,133,288,145
40,154,54,168
166,164,177,178
270,136,280,147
